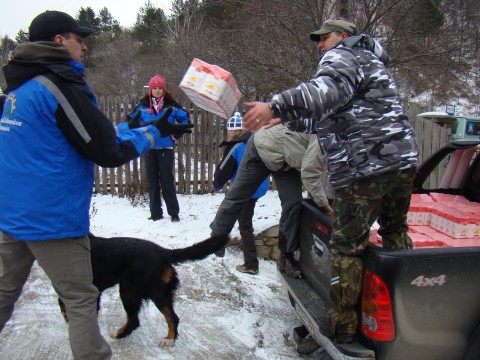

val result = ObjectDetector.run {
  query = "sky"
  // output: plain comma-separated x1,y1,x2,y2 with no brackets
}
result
0,0,173,39
0,191,330,359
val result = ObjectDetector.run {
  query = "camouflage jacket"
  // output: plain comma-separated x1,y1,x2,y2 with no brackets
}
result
269,34,419,190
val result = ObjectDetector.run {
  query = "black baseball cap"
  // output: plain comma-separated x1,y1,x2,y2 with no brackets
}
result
29,10,96,42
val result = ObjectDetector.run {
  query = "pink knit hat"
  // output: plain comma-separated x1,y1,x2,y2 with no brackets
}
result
148,75,166,113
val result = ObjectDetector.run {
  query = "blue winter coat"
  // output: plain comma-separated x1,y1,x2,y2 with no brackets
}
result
0,42,165,241
213,132,269,199
128,96,190,149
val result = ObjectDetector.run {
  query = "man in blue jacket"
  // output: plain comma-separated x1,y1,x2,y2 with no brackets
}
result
0,10,192,359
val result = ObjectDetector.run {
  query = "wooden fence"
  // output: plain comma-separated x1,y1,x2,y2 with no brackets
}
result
406,102,451,189
94,97,450,196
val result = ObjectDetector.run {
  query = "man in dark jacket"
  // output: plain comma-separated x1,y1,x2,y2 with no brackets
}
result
212,113,269,274
0,10,192,359
243,17,419,343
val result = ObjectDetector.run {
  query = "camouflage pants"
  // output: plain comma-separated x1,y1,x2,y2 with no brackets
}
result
328,167,416,335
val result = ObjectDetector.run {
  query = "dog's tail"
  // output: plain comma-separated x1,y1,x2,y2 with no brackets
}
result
169,234,229,264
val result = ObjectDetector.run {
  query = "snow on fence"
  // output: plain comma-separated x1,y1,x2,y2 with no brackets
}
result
94,97,448,196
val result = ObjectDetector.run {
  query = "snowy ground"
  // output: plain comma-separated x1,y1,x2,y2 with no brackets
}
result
0,191,331,359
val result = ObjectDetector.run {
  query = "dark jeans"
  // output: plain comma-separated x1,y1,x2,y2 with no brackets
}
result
144,148,179,219
210,136,303,252
238,198,259,269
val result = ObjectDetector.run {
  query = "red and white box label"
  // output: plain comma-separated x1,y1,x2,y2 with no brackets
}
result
180,58,241,119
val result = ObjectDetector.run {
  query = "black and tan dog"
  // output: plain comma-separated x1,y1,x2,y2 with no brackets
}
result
58,232,229,346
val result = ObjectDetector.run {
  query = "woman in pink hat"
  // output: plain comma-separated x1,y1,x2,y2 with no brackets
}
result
127,75,191,222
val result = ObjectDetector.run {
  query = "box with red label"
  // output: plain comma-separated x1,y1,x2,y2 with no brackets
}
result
410,194,434,203
429,193,471,203
409,231,448,248
409,225,480,248
180,58,241,119
446,202,480,236
430,206,480,238
407,202,436,226
409,225,455,241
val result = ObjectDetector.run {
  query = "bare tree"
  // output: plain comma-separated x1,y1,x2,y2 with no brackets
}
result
1,0,480,112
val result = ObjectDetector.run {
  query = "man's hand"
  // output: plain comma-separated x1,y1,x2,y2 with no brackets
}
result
264,118,282,129
127,111,142,129
152,108,194,136
323,204,334,216
243,101,274,132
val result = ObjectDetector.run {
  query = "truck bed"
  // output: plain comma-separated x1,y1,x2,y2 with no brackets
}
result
281,142,480,359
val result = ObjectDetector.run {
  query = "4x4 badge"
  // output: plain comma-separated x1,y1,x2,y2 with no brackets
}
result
410,275,446,287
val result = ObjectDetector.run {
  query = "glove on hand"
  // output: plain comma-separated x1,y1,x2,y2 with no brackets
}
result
127,111,142,129
153,107,194,136
172,133,183,140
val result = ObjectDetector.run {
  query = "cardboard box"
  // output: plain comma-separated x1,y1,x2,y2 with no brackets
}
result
407,202,436,225
430,206,479,238
429,193,471,203
409,232,447,248
407,194,480,238
410,194,434,202
180,58,241,119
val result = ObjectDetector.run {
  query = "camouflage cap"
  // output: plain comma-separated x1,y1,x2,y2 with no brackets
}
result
310,17,357,42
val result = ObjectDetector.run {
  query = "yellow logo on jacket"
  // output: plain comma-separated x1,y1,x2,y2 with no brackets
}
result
4,93,16,116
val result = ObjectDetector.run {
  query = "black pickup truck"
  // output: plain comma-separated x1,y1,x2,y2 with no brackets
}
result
279,118,480,360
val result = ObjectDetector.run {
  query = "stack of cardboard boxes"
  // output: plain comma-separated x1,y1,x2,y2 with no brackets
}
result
370,193,480,248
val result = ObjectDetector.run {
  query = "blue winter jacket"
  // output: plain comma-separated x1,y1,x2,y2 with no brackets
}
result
213,132,269,199
0,42,165,241
128,96,190,149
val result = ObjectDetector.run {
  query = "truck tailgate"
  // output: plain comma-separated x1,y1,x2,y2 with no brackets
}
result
281,200,375,359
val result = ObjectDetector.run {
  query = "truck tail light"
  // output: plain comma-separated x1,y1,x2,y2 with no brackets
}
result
361,269,395,342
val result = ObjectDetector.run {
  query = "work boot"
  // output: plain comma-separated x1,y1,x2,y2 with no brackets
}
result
148,215,163,221
335,332,356,344
277,251,302,278
215,247,225,257
235,264,259,275
211,231,227,257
